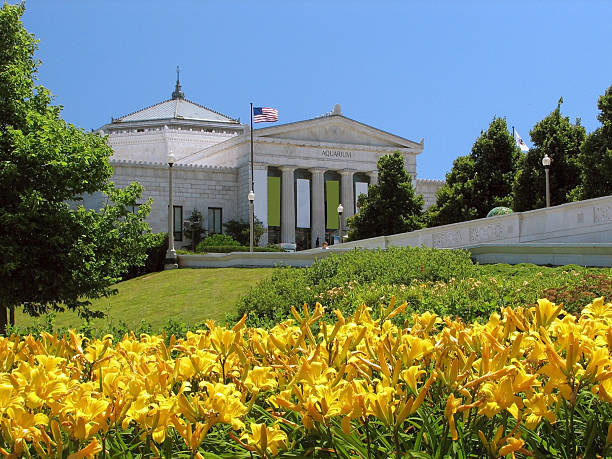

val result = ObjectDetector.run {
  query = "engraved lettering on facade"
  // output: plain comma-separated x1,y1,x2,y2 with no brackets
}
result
432,230,463,247
593,206,611,224
322,149,352,159
469,223,504,243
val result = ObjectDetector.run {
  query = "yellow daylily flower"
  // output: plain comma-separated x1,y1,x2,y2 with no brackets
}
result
479,375,523,419
241,422,288,457
245,366,278,393
523,392,556,430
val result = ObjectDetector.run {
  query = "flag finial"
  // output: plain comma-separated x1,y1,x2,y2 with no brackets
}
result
172,65,185,100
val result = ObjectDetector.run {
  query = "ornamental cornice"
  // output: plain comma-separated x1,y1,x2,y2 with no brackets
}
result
416,178,446,184
110,136,233,148
200,136,419,155
109,129,238,139
109,158,237,172
252,137,418,154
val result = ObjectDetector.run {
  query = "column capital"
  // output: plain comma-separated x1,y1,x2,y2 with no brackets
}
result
278,165,297,173
340,169,356,177
366,170,378,178
309,167,326,174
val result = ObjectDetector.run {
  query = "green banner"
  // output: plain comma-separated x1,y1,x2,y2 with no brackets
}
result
268,176,281,227
326,180,339,229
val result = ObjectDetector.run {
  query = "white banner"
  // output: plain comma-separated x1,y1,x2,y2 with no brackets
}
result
355,181,369,213
253,169,268,227
296,178,311,228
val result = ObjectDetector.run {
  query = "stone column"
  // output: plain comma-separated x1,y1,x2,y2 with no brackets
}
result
279,166,296,245
310,168,326,247
340,170,355,223
367,170,379,186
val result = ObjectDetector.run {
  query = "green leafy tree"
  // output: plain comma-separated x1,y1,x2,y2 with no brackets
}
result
223,217,265,246
184,208,205,251
426,155,478,227
572,85,612,200
347,151,424,240
0,3,152,333
513,98,586,211
428,117,520,226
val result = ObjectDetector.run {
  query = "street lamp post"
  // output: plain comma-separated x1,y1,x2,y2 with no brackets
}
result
337,203,344,244
165,152,178,269
542,154,551,208
248,190,255,253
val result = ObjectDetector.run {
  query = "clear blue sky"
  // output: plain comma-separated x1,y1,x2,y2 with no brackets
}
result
21,0,612,180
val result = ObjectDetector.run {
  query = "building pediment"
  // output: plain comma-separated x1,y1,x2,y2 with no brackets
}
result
255,113,423,151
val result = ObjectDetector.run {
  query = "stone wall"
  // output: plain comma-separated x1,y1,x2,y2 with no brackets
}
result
416,178,444,210
106,127,239,163
110,160,238,247
337,195,612,249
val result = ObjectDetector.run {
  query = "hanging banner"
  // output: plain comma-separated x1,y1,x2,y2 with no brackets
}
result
296,179,311,228
355,181,369,213
267,176,281,227
326,180,339,229
254,169,268,227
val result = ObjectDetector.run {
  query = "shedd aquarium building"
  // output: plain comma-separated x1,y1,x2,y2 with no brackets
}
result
91,79,444,250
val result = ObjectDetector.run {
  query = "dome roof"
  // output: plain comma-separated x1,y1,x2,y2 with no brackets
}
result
486,207,514,217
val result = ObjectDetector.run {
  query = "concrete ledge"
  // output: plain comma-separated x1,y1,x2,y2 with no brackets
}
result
178,249,346,268
177,244,612,268
467,243,612,267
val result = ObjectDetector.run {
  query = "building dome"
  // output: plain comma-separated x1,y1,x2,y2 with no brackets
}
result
486,207,513,217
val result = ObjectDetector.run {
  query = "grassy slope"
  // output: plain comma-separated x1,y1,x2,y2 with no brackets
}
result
15,268,274,331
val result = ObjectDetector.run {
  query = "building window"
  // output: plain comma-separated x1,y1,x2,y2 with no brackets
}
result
208,207,222,234
128,204,140,214
173,206,183,241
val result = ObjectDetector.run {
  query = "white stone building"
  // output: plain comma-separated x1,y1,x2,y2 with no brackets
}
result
96,78,444,250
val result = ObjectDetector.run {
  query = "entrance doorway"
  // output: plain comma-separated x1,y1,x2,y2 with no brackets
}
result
296,228,311,251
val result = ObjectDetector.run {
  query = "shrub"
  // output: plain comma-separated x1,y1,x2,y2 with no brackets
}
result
223,218,265,246
234,247,612,328
123,232,168,280
235,247,477,327
194,245,283,253
184,208,205,251
197,233,240,250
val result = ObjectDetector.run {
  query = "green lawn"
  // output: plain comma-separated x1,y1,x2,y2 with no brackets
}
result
15,268,274,332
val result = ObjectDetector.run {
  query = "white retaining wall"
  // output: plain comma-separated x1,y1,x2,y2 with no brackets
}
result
337,195,612,250
177,196,612,268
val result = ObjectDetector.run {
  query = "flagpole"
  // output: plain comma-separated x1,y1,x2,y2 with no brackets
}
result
249,103,254,252
250,103,254,192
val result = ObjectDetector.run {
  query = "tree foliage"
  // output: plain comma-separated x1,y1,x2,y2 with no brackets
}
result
428,117,520,226
573,85,612,200
0,3,152,333
513,98,586,211
427,155,478,227
346,151,424,240
223,217,265,246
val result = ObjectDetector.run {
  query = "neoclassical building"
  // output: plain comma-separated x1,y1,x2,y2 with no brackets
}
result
96,79,444,250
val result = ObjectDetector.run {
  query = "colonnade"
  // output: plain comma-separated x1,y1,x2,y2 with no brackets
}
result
266,167,378,248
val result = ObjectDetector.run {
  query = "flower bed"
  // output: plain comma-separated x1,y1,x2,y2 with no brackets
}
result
1,297,611,457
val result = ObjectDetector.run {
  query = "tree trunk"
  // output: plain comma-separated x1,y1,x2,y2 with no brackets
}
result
0,306,7,337
9,306,15,327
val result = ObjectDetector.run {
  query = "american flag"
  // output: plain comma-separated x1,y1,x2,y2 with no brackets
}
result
253,107,278,123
